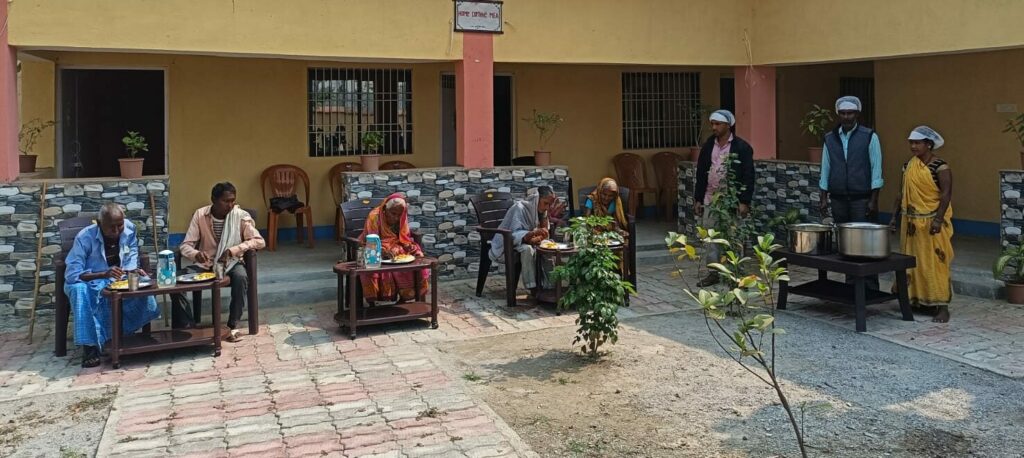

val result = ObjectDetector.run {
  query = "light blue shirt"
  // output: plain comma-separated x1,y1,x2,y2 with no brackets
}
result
584,198,616,214
64,221,140,285
818,124,884,192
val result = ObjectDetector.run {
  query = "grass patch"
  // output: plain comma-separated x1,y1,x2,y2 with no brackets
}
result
462,372,482,382
59,446,87,458
416,407,444,420
67,390,116,416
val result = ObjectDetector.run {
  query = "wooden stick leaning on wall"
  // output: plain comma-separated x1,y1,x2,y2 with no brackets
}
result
149,191,169,327
27,182,47,343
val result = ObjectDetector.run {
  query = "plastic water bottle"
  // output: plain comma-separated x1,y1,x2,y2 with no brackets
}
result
364,234,382,269
157,249,177,288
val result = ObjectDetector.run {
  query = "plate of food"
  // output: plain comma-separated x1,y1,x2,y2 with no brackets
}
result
108,278,153,291
178,272,217,283
383,254,417,264
539,240,570,250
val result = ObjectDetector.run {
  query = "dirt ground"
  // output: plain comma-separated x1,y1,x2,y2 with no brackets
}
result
438,310,1024,457
0,386,116,458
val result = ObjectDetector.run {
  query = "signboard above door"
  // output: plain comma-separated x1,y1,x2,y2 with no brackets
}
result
454,0,503,33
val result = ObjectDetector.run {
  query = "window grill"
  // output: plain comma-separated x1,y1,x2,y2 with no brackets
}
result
840,77,875,129
622,72,701,150
307,68,413,157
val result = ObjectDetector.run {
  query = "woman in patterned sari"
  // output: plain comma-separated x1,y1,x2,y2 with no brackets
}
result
360,194,430,303
583,177,629,235
889,126,953,323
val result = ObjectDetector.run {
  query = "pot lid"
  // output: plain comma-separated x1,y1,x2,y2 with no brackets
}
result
788,223,832,232
838,222,888,229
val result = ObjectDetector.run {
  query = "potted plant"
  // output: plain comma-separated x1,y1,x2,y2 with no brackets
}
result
17,119,56,174
800,104,835,163
686,102,714,162
522,109,563,166
1003,113,1024,169
993,243,1024,304
119,131,148,179
360,131,384,172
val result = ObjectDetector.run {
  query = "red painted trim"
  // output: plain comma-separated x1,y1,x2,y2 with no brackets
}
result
734,66,777,160
455,33,494,168
0,1,18,182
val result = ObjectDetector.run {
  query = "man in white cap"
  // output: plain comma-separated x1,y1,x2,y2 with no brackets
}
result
693,109,755,286
819,95,884,289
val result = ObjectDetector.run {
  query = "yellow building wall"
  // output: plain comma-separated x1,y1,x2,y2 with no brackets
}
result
753,0,1024,64
29,52,449,233
493,0,752,65
16,60,56,168
776,62,873,161
9,0,462,62
500,63,727,193
875,49,1024,223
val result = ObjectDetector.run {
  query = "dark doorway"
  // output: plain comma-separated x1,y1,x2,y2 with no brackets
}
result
719,77,735,114
440,74,514,166
493,75,513,166
60,69,165,178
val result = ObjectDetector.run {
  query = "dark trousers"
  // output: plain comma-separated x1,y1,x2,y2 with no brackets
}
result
830,196,880,291
171,264,248,329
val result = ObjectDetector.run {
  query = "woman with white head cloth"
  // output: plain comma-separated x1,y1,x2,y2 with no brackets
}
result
889,125,953,323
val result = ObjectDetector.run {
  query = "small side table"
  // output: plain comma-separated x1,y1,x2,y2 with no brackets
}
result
535,244,628,311
103,277,227,368
775,250,916,332
333,257,439,338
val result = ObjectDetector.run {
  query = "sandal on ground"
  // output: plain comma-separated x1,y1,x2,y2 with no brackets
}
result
82,346,101,368
225,329,242,343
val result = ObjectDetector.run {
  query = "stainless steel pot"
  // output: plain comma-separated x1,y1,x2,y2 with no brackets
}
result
837,222,891,259
787,223,835,255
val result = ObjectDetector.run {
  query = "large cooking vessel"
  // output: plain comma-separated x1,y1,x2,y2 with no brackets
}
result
837,222,891,259
787,223,835,255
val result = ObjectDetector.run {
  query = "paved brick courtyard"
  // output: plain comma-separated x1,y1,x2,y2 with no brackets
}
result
0,262,1022,457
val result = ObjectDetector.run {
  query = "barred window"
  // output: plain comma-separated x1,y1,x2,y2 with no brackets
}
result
308,68,413,156
622,72,701,149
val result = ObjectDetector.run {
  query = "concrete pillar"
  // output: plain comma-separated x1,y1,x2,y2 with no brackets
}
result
0,1,19,182
734,66,777,160
455,33,494,168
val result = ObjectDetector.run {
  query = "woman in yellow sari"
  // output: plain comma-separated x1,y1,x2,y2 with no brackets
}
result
584,177,629,235
889,126,953,322
360,193,430,303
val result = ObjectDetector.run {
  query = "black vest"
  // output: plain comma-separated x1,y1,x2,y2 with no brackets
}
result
825,125,875,196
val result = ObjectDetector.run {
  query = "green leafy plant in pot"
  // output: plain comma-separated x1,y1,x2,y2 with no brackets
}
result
119,131,148,179
360,131,384,172
800,104,835,164
686,102,714,162
17,119,56,174
1003,113,1024,169
522,109,563,166
993,243,1024,304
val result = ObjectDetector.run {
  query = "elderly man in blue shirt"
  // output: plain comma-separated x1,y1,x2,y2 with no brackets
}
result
64,203,160,367
818,95,884,289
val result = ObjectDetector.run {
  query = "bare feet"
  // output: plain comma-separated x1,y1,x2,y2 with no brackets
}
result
932,306,950,323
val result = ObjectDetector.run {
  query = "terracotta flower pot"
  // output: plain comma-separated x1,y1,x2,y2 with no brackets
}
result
361,154,380,172
688,146,701,162
18,155,37,174
118,158,145,179
1006,282,1024,304
534,150,552,166
808,146,824,164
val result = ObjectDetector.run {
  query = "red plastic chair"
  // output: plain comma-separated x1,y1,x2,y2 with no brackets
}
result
260,164,314,251
612,153,659,218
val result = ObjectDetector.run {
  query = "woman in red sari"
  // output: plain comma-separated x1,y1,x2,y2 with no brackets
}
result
360,194,430,303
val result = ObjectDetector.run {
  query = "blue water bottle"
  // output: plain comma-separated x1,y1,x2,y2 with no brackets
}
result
364,234,382,269
157,249,177,288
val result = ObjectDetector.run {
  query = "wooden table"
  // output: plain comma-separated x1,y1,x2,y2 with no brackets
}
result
535,244,629,310
103,277,226,368
775,250,916,332
333,257,439,338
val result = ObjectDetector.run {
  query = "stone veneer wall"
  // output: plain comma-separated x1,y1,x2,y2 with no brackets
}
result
677,160,824,239
1000,171,1024,247
0,178,170,313
343,166,570,280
